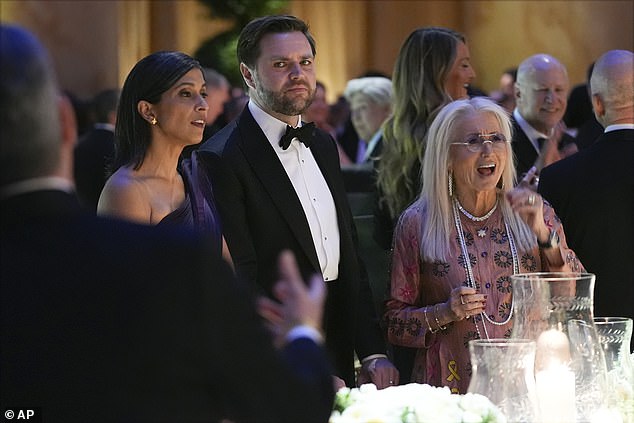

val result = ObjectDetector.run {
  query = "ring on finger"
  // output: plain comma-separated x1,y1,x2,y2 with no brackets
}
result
460,295,466,305
528,194,536,206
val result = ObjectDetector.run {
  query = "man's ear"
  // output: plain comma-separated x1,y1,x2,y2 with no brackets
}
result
240,63,256,90
513,82,521,101
107,110,117,126
591,93,605,118
57,94,78,180
58,94,77,148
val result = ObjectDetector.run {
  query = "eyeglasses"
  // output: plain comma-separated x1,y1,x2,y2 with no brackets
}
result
451,132,508,153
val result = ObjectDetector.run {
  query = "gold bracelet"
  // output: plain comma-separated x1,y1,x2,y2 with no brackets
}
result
434,304,447,331
423,307,437,333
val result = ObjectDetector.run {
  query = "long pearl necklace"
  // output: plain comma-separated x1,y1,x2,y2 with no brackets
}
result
452,198,517,340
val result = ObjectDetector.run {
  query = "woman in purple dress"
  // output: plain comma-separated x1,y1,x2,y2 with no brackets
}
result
98,51,231,265
384,97,583,393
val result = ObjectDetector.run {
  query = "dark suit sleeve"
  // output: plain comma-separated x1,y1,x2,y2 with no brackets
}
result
198,149,260,290
321,136,387,361
353,248,387,361
201,257,334,423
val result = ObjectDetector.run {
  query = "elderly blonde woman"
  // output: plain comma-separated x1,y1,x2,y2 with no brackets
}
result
384,97,583,393
343,76,393,164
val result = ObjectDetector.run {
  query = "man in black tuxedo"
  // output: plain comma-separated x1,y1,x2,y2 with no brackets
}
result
73,88,119,211
539,50,633,335
511,54,576,178
0,23,334,422
198,15,398,388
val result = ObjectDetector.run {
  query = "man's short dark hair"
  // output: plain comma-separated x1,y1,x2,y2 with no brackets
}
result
237,15,316,69
93,88,120,123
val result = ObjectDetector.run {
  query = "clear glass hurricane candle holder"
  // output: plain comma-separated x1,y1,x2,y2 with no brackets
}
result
594,317,634,422
510,272,609,422
467,339,539,423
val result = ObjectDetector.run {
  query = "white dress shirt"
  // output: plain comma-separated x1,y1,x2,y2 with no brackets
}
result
93,122,115,132
513,108,551,153
362,130,383,163
249,101,340,281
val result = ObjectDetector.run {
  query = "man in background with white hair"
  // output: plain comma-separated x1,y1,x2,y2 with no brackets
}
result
340,77,394,326
344,76,393,164
539,50,633,338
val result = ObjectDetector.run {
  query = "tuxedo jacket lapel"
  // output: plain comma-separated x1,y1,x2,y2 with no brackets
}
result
236,110,321,271
309,133,354,246
511,119,538,177
310,138,344,200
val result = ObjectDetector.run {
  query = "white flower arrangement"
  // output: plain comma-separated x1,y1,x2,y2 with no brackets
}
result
330,383,507,423
602,358,634,423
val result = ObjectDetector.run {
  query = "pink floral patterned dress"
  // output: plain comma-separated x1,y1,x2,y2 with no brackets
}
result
384,200,582,393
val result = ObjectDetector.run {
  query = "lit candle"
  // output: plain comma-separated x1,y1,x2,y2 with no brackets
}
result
535,329,576,422
535,363,576,422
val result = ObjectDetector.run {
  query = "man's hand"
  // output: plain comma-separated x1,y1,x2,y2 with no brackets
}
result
257,250,325,348
357,357,400,389
332,375,346,391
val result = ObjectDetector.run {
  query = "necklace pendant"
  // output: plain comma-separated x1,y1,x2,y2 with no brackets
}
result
477,227,487,238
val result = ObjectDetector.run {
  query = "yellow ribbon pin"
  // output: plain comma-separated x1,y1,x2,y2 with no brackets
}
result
446,360,461,382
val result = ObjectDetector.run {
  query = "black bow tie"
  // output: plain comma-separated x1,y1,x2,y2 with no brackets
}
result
279,122,315,150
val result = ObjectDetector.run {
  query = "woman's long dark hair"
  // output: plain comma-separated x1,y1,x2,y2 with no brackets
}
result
113,51,201,171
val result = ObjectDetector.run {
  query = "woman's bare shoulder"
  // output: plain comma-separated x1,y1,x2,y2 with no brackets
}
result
97,168,151,224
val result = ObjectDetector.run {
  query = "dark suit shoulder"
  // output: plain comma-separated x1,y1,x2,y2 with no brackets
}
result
599,128,634,143
543,129,633,179
198,119,239,156
313,126,338,145
74,128,114,154
309,127,341,161
541,147,584,180
539,142,595,202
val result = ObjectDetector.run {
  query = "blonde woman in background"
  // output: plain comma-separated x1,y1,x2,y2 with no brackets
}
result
375,27,476,250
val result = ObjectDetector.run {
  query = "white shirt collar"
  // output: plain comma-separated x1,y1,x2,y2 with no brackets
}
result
513,108,550,149
1,177,74,199
248,100,304,152
93,122,115,132
604,123,634,133
362,130,383,162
